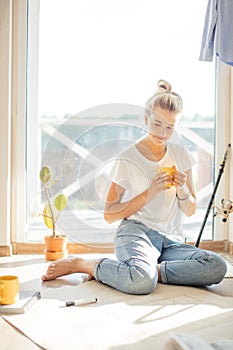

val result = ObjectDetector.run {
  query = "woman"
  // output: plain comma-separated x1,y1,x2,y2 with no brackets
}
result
42,80,227,294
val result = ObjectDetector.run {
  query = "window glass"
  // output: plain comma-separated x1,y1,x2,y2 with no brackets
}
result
26,0,215,244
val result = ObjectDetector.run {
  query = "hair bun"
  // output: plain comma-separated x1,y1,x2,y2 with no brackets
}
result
146,79,182,113
157,79,172,93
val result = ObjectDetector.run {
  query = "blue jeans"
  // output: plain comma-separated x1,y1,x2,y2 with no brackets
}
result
93,219,227,295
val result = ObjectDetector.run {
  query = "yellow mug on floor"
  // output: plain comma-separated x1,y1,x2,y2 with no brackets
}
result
0,275,19,305
159,165,176,187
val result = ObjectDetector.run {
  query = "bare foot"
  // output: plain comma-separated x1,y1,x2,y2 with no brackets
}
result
42,255,98,281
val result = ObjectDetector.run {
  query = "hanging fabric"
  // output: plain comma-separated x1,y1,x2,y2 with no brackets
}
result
199,0,233,66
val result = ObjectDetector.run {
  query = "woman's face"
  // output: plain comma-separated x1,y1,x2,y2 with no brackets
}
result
145,107,178,145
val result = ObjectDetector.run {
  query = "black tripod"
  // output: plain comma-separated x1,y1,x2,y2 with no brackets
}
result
195,144,231,247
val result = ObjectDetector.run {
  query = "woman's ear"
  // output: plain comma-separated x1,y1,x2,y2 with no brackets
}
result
144,113,149,125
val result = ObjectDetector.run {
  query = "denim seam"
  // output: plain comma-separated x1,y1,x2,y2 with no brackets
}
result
160,261,168,283
93,259,103,281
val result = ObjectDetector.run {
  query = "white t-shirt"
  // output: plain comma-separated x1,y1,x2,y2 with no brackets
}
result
109,142,195,241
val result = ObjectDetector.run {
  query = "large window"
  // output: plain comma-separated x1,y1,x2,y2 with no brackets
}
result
26,0,215,244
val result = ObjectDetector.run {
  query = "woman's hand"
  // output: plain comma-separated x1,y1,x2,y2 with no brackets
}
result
173,169,187,189
173,168,197,216
147,172,171,201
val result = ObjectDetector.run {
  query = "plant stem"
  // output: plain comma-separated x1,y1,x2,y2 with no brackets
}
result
44,185,56,237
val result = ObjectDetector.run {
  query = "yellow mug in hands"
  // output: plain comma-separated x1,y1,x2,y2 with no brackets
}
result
0,275,19,305
159,165,176,187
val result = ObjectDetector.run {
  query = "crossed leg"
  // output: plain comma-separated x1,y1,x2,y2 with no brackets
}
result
42,255,162,285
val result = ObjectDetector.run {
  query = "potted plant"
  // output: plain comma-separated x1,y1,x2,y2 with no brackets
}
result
39,166,68,261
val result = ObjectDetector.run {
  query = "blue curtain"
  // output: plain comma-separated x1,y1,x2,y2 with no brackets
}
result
199,0,233,66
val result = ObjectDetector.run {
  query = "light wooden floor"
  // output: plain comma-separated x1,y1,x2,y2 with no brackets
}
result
0,253,233,350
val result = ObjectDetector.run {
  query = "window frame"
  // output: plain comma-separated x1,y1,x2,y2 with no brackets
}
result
11,0,28,243
0,0,13,254
0,1,230,249
214,60,232,241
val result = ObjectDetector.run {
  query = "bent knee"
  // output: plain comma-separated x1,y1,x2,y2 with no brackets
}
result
205,252,227,285
124,266,157,295
211,254,227,283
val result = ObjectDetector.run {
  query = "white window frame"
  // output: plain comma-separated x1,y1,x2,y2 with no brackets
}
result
11,0,28,243
0,0,28,249
0,1,231,249
214,60,232,241
0,0,13,254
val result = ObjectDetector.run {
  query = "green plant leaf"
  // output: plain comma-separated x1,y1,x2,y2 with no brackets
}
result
40,167,51,184
43,205,54,229
54,194,67,211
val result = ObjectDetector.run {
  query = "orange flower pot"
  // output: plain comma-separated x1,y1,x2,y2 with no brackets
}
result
44,235,68,261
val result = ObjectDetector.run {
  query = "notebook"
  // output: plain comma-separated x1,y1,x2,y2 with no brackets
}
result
0,291,41,314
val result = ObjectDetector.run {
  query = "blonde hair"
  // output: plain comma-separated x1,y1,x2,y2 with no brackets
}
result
146,79,183,114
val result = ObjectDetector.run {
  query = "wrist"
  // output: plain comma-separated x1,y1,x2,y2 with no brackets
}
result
176,184,190,201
